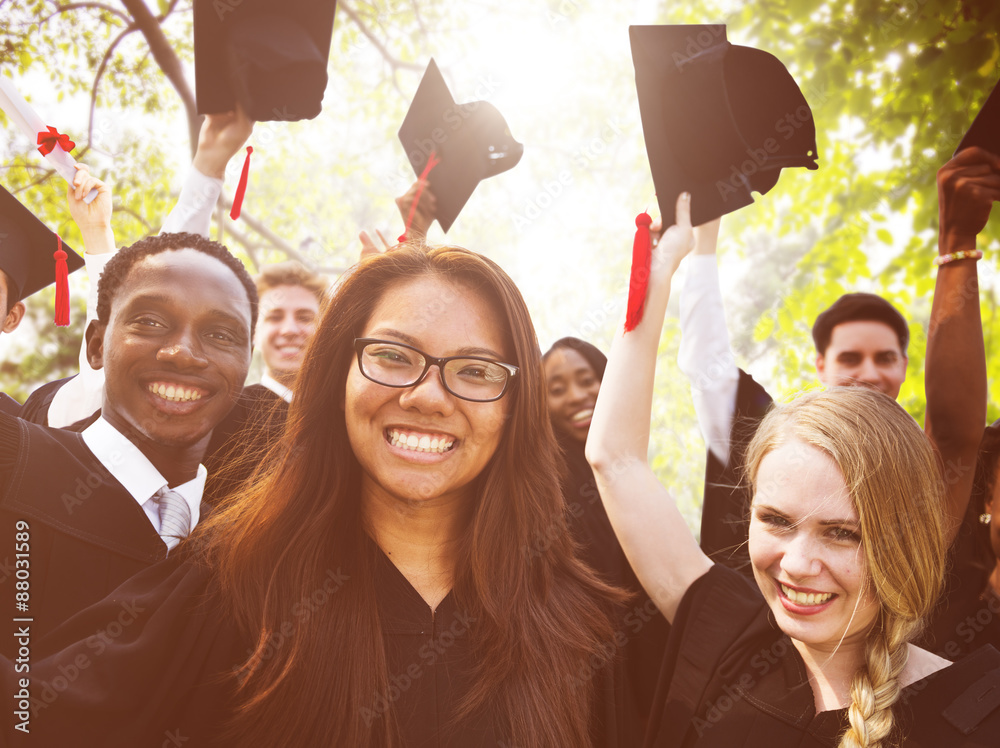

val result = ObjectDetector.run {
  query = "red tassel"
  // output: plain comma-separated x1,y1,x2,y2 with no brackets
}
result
229,146,253,220
398,151,441,242
54,236,69,327
624,212,653,332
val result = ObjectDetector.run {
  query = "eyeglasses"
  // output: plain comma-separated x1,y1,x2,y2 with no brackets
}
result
354,338,519,402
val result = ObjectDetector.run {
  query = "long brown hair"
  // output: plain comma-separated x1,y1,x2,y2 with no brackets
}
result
195,244,621,747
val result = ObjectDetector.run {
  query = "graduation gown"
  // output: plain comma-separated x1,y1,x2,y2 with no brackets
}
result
18,375,73,425
699,369,772,576
557,432,670,742
5,540,624,747
645,564,1000,747
0,411,168,660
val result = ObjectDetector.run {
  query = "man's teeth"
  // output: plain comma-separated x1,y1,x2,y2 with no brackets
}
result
148,384,204,403
388,429,455,453
571,408,594,422
781,584,834,605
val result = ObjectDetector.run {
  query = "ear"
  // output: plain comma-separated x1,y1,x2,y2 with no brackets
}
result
1,301,25,333
815,353,827,384
85,319,107,370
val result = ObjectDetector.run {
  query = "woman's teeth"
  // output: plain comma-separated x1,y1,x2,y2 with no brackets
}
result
388,429,455,453
571,408,594,422
148,383,203,403
781,584,833,605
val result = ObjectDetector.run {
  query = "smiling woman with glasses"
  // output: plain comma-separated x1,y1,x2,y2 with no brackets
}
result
20,243,626,748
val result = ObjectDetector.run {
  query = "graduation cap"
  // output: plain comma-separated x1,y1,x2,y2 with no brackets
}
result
0,186,84,325
630,25,819,227
955,76,1000,157
398,59,524,233
194,0,337,122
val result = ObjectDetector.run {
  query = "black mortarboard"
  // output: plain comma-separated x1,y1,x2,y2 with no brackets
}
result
194,0,337,122
398,59,524,233
956,77,1000,157
0,186,83,314
630,25,819,227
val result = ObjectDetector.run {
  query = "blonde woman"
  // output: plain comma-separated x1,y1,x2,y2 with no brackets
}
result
587,191,1000,747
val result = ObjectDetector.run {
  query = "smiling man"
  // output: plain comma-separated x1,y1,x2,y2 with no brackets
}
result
254,261,327,401
0,231,257,654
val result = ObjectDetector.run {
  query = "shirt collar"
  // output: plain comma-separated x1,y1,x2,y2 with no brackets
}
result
261,372,294,403
80,416,206,525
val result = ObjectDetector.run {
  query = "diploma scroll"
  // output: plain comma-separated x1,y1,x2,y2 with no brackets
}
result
0,76,98,204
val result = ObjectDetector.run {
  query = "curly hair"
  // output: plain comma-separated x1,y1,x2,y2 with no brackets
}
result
96,232,258,335
745,388,946,748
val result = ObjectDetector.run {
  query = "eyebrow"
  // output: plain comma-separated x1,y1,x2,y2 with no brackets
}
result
753,504,858,527
122,294,250,329
366,327,506,360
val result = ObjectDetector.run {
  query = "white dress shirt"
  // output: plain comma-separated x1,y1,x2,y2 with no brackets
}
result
81,416,206,534
260,373,294,403
677,255,741,468
45,166,223,428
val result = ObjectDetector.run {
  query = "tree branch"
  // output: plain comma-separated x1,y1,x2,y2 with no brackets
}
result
339,0,423,72
87,24,139,149
118,0,201,155
41,0,130,25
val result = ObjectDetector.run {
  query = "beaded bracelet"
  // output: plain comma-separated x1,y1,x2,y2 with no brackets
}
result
934,249,983,266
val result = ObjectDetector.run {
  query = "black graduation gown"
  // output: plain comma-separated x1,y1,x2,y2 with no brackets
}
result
18,375,72,426
3,542,623,747
645,564,1000,747
0,410,168,660
699,369,772,577
557,433,670,743
920,512,1000,660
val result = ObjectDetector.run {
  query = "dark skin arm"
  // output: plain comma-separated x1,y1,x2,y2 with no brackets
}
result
925,146,1000,543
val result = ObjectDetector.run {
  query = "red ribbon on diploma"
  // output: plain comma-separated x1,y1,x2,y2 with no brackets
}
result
37,126,75,156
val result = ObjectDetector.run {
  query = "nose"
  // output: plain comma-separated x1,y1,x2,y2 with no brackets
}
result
278,315,303,337
779,531,823,581
854,358,881,386
156,329,209,369
398,364,455,416
566,382,588,405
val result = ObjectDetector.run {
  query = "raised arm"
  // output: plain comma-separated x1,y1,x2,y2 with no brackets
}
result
925,146,999,542
586,193,713,623
44,164,115,427
676,217,740,466
161,107,254,236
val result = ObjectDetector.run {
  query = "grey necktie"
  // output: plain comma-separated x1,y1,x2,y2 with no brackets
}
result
152,486,192,552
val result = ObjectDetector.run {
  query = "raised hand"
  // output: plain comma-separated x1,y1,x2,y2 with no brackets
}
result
192,105,255,180
67,163,114,255
938,146,1000,251
395,178,438,240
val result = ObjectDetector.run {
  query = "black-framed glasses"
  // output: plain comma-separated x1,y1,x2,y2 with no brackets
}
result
354,338,519,402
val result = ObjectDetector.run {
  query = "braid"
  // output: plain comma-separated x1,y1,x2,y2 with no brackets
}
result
839,617,919,748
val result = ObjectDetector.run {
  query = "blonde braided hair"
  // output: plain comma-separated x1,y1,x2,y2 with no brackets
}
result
746,388,947,748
